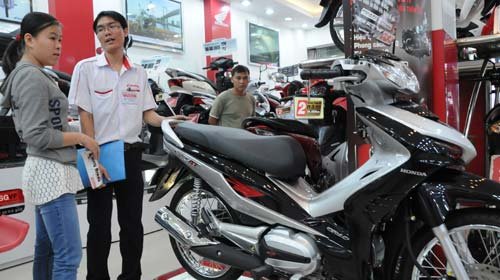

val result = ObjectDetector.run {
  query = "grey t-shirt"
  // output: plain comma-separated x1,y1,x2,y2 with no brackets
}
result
0,62,76,164
209,89,255,128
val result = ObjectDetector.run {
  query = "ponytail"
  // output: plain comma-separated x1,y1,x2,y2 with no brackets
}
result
2,39,23,76
2,12,59,77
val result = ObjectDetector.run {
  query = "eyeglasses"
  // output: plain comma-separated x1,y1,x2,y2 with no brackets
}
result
96,23,122,34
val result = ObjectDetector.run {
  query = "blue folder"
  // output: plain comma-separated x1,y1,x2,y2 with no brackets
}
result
77,140,126,188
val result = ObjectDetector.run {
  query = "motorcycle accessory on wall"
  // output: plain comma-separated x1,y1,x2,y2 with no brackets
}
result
456,0,499,38
401,12,431,58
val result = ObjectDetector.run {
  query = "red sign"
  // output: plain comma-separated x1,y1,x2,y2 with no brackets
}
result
204,0,232,81
0,189,24,207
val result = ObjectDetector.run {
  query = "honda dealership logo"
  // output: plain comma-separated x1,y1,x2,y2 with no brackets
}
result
214,10,229,27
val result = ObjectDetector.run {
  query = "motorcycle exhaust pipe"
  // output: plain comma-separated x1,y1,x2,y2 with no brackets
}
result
191,243,264,271
155,206,269,274
155,206,217,247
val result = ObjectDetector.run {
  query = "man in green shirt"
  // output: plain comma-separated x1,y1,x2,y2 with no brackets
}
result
208,65,255,128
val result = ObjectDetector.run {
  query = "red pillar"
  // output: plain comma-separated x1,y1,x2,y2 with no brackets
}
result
204,0,231,81
48,0,95,74
431,1,483,175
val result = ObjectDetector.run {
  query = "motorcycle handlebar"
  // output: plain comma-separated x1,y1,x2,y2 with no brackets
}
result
202,61,239,71
300,67,343,80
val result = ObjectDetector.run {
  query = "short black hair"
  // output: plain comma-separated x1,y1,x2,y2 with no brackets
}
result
93,11,128,33
231,65,250,76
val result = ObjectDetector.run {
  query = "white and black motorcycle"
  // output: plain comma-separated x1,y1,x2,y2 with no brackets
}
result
150,51,500,280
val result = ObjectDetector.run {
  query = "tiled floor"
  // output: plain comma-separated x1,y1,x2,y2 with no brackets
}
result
0,230,181,280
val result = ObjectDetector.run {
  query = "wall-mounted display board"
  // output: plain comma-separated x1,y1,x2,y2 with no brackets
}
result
126,0,183,51
0,0,31,22
248,22,279,67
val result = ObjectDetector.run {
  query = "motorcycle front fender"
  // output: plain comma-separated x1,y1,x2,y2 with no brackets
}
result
413,168,500,227
149,157,192,202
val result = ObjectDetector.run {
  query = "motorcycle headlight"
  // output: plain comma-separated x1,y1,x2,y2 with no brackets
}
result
372,61,420,94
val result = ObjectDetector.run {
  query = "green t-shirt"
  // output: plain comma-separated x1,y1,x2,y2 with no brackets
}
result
209,89,255,128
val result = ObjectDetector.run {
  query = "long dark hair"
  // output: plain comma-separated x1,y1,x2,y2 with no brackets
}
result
93,11,129,49
2,12,60,76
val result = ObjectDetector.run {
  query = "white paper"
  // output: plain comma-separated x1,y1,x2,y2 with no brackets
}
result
82,150,103,189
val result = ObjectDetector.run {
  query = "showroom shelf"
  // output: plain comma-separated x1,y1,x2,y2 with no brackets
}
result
456,34,500,59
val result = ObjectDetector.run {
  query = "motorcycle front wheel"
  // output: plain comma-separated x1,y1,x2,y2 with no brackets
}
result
399,209,500,280
169,180,244,280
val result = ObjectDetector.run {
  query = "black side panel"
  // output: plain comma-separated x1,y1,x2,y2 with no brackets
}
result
340,160,440,279
356,107,463,166
331,107,451,279
149,157,189,202
180,143,312,222
390,100,439,121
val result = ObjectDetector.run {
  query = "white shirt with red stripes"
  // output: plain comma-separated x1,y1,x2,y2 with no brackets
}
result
68,53,157,145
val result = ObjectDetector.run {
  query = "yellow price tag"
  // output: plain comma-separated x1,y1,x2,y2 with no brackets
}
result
293,97,324,119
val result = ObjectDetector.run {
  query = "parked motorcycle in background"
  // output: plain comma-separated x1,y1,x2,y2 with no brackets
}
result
143,79,176,155
165,57,236,116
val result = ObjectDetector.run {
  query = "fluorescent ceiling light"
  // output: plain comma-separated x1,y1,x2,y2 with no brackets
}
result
284,17,292,21
277,0,323,17
241,0,251,6
265,8,274,15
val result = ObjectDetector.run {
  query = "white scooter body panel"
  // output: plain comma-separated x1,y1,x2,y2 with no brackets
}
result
182,80,216,95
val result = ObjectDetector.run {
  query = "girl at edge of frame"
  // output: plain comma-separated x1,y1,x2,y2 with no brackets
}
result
0,12,101,280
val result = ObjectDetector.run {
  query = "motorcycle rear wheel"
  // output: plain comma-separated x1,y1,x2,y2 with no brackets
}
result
399,209,500,280
169,180,244,280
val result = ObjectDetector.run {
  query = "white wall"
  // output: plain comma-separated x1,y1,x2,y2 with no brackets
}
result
33,0,48,13
305,27,334,49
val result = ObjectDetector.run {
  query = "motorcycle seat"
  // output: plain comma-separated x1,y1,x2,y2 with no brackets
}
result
242,117,318,139
175,122,306,179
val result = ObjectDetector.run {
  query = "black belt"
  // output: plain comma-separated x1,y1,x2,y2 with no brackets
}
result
124,142,146,151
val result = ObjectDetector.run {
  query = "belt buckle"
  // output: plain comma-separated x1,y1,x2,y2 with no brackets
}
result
124,143,132,151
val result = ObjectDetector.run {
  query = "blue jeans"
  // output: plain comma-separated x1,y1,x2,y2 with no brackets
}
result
33,193,82,280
